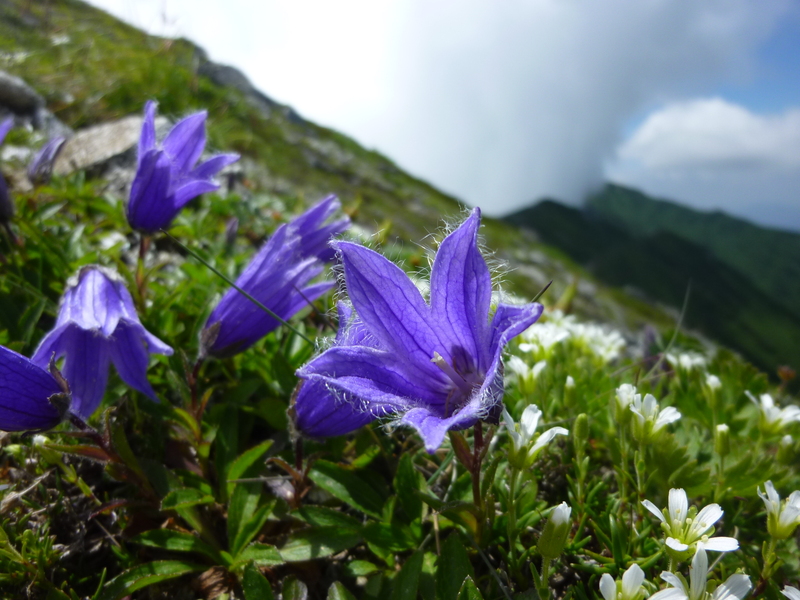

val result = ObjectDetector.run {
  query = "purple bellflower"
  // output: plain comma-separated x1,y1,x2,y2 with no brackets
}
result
292,303,378,437
31,265,173,418
201,195,350,358
0,346,70,432
0,118,15,227
127,101,239,233
297,208,544,452
28,136,66,186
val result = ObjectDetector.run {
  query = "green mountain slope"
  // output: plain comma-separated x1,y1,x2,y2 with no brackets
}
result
505,200,800,375
588,184,800,319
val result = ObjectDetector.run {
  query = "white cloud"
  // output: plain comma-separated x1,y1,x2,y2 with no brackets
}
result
88,0,796,219
617,98,800,171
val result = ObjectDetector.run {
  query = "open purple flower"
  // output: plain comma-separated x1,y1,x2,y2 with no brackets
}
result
126,101,239,233
28,136,66,186
0,346,70,432
297,208,543,452
31,265,173,418
201,195,349,358
292,303,379,437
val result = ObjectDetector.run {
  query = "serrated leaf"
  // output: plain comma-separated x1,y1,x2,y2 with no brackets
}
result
308,460,386,518
161,488,215,511
133,529,220,562
390,551,424,600
436,534,474,600
242,562,275,600
328,581,357,600
96,560,203,600
457,576,484,600
280,527,362,562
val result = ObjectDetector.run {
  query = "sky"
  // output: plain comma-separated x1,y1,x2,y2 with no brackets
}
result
88,0,800,231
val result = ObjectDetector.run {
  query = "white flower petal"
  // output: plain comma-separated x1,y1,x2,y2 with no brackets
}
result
690,548,709,600
529,427,569,458
701,537,739,552
642,499,666,522
656,407,682,428
782,586,800,600
599,573,617,600
660,571,687,593
622,564,645,596
692,504,724,534
666,537,689,552
532,360,547,378
650,589,688,600
520,405,542,441
669,488,689,524
712,574,752,600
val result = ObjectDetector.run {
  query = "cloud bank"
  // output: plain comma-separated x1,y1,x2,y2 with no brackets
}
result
89,0,795,221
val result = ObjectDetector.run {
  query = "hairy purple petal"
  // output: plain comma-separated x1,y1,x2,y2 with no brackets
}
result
190,153,240,180
127,149,172,232
402,397,484,453
293,380,377,438
162,111,207,174
0,346,64,432
32,266,172,418
138,101,157,160
171,179,219,211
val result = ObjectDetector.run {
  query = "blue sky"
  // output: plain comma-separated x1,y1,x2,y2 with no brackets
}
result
89,0,800,231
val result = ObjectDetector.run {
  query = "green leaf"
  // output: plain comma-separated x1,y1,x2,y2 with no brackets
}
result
457,576,484,600
161,488,215,511
132,530,220,562
283,576,309,600
342,560,379,578
436,534,474,600
226,439,274,498
328,581,357,600
214,406,240,503
390,551,424,600
308,460,386,518
293,506,362,531
230,543,284,569
232,500,275,558
242,562,275,600
97,560,204,600
394,454,424,523
280,527,362,562
362,522,418,553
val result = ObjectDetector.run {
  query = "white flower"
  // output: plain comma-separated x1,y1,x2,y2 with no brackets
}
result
666,352,707,372
571,322,626,363
519,322,570,354
747,392,800,433
502,405,568,467
758,481,800,539
782,586,800,600
642,488,739,560
629,393,681,442
565,375,575,389
650,547,751,600
705,374,722,391
599,564,646,600
538,502,572,559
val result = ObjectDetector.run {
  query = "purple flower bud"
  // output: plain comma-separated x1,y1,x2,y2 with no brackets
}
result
127,101,239,233
297,208,544,452
31,265,173,418
0,346,70,432
27,136,66,186
201,195,350,358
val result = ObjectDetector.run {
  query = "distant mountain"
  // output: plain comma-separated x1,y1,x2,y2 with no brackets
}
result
505,196,800,375
588,185,800,320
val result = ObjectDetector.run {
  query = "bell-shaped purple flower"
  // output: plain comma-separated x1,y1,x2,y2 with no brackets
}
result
126,101,239,233
27,136,66,186
0,118,15,226
201,195,350,358
0,345,70,432
31,265,173,418
297,208,543,452
292,303,380,438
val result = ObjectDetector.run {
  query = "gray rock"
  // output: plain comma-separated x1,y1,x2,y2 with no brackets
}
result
53,115,142,176
0,70,44,117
